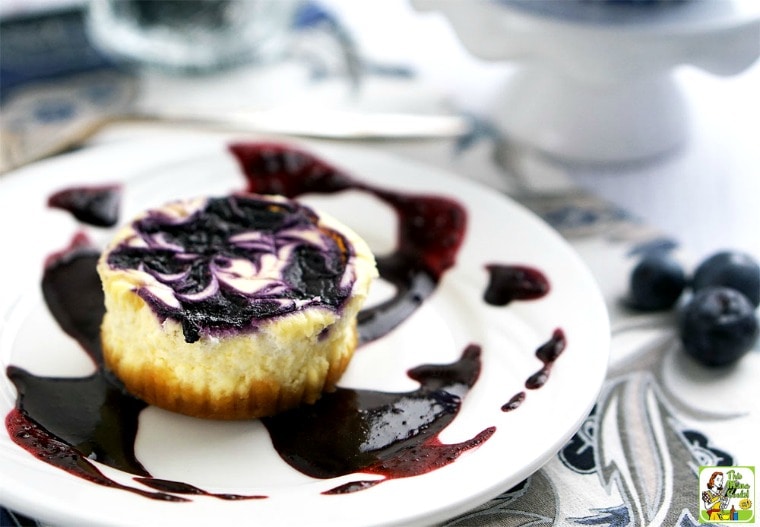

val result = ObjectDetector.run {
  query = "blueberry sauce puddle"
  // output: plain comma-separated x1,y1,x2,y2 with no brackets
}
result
4,142,565,502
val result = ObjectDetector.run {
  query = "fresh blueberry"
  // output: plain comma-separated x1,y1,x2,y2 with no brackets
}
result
628,254,686,311
678,287,759,367
692,250,760,307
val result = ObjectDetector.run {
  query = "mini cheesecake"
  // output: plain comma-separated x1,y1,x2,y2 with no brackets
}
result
97,193,377,420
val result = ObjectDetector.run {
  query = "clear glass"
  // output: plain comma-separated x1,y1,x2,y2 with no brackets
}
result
86,0,304,73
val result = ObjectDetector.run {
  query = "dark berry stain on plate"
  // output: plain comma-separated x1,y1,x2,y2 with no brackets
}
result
4,142,562,501
483,264,550,306
47,184,122,228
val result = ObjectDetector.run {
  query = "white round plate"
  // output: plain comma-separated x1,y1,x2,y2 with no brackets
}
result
0,136,609,526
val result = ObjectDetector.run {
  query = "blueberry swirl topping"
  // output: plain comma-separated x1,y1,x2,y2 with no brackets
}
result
105,194,354,342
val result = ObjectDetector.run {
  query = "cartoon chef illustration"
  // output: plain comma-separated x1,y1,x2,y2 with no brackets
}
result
702,471,730,520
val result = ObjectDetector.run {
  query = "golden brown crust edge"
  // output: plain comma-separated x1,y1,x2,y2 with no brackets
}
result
102,318,358,420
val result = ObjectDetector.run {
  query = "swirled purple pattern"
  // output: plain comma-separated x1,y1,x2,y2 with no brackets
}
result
105,194,353,342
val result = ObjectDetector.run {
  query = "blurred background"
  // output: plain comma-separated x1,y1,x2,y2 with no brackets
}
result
1,0,759,261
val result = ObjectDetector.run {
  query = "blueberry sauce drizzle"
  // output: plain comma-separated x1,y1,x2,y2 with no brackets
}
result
482,264,563,405
497,330,566,411
483,264,550,306
4,142,565,503
525,329,566,390
47,184,122,227
5,409,184,502
41,237,107,363
135,478,265,500
501,391,526,413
